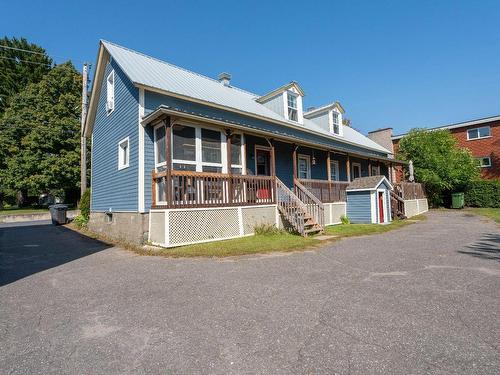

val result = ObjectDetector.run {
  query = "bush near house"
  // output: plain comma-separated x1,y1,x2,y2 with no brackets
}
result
396,129,479,207
79,188,91,220
465,180,500,208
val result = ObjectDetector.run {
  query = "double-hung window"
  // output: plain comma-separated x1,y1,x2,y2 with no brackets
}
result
467,126,491,140
118,137,129,170
330,160,339,181
106,70,115,114
287,92,298,122
476,157,491,168
332,112,340,134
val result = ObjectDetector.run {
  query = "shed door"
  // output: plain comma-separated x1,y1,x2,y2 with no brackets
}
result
378,191,385,223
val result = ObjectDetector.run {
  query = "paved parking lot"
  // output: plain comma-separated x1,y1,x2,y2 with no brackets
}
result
1,211,499,374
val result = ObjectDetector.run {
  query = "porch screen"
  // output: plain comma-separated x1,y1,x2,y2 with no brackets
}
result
155,126,166,165
201,129,222,173
230,134,242,174
172,125,196,171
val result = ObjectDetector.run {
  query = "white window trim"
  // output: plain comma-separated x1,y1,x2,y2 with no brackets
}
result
283,89,303,124
377,189,389,224
153,123,167,170
118,137,130,170
467,126,491,140
330,160,340,181
106,70,115,115
230,133,246,174
477,156,492,168
352,162,361,179
330,110,343,136
297,154,311,180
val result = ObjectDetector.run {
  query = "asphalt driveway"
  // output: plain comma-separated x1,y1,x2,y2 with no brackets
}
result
1,211,499,374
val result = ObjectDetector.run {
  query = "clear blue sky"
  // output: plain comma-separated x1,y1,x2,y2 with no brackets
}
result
3,0,500,135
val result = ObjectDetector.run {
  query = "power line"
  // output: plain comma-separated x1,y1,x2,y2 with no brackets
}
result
0,44,87,65
0,55,53,66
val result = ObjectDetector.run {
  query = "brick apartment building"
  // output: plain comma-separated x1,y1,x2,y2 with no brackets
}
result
368,115,500,181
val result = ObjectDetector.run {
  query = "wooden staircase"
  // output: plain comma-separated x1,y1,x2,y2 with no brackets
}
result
390,190,406,219
276,178,323,236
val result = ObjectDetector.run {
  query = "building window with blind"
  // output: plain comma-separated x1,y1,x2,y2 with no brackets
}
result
332,111,340,134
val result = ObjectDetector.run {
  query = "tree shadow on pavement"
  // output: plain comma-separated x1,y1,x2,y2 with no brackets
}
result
0,222,112,286
458,233,500,262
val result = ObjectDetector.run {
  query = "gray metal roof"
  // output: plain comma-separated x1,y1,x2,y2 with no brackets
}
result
347,176,392,190
101,40,391,154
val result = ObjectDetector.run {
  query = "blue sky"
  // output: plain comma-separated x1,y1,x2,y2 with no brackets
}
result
3,0,500,135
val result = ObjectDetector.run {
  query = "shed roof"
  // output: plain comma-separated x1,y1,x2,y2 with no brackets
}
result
347,176,393,191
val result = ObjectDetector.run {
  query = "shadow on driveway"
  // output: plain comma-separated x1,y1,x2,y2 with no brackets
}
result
0,221,111,286
459,233,500,262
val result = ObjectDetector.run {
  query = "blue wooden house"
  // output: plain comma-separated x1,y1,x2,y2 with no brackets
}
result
83,40,408,246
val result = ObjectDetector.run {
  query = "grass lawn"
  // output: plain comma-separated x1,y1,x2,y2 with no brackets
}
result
70,214,426,258
0,207,49,216
465,207,500,223
324,215,426,237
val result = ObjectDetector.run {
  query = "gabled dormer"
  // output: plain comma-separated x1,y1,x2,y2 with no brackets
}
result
256,82,305,124
304,102,345,137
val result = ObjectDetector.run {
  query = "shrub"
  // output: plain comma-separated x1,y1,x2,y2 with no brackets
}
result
254,223,284,235
79,188,91,220
340,215,350,224
72,214,88,228
464,180,500,208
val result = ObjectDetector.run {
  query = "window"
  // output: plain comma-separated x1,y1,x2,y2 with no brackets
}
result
118,137,129,170
371,165,380,176
256,148,271,176
298,154,311,179
287,92,298,122
106,70,115,114
352,163,361,180
467,126,491,140
172,124,196,171
201,128,222,173
332,111,340,134
330,160,339,181
476,157,491,168
154,125,166,168
230,134,244,174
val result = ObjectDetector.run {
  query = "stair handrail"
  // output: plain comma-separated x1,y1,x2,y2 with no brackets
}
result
390,190,406,219
294,179,325,229
275,178,307,235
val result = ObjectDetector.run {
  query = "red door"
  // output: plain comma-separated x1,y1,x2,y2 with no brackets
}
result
378,192,385,223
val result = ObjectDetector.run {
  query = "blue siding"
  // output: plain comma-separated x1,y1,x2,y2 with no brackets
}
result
331,153,348,181
144,125,155,209
275,141,295,188
91,59,139,212
144,91,388,158
346,191,372,223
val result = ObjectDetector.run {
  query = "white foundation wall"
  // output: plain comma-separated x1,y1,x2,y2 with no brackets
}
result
404,198,429,218
324,202,347,225
149,205,278,247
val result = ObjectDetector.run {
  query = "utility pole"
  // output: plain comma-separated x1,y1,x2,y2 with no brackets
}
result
80,63,89,196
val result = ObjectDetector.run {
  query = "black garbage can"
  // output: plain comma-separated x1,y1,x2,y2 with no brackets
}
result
49,204,68,225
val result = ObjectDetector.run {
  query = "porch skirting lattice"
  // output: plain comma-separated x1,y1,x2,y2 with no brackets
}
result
149,205,278,247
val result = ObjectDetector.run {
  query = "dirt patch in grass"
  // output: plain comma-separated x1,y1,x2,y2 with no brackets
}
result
464,207,500,223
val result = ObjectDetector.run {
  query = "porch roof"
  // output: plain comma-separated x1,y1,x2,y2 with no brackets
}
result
142,105,407,165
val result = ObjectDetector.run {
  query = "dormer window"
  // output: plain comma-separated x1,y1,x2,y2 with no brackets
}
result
287,92,298,122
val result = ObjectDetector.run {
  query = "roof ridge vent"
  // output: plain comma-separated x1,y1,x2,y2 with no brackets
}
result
218,72,231,87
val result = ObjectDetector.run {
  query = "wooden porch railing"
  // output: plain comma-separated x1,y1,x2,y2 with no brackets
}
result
296,178,349,203
394,182,426,200
294,179,325,228
390,190,406,219
152,170,275,208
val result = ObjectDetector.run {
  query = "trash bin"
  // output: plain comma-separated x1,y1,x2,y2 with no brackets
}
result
451,192,464,209
49,204,68,225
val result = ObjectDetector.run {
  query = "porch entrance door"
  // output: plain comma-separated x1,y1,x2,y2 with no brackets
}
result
256,148,271,176
298,155,311,180
378,191,385,223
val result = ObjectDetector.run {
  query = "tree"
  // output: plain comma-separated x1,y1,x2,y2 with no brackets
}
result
0,37,53,114
396,129,479,206
0,62,82,205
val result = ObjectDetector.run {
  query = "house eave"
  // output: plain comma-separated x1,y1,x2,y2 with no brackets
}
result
255,81,305,103
142,105,407,165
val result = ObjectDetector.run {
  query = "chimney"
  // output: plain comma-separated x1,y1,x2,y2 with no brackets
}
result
218,72,231,87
